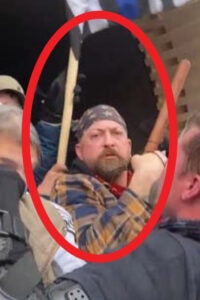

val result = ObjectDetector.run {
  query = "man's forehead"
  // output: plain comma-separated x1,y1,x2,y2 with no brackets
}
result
86,120,126,132
0,91,20,106
0,91,10,99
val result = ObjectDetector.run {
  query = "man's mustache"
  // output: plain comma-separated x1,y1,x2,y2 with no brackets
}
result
98,148,120,159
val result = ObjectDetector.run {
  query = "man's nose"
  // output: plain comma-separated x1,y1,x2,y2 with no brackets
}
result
104,132,114,146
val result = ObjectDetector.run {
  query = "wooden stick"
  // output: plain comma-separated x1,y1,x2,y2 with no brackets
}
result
57,48,79,164
144,59,191,153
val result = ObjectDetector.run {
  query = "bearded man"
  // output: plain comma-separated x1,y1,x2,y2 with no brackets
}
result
52,104,166,253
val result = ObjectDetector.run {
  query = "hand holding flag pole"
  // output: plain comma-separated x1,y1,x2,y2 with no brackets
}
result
144,59,191,153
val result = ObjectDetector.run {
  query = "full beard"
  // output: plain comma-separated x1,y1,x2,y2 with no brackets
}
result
92,150,129,183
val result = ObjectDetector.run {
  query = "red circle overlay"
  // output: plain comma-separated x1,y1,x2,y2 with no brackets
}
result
22,11,178,263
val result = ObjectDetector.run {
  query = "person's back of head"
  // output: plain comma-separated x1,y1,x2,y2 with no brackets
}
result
0,105,41,180
152,111,200,219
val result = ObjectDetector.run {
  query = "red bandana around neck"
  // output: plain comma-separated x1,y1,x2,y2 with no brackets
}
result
95,171,133,198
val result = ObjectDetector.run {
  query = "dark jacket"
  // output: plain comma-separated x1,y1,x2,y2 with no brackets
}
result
64,228,200,300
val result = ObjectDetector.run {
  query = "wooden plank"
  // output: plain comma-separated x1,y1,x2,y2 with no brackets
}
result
136,1,200,33
138,0,200,124
162,1,200,30
147,25,200,50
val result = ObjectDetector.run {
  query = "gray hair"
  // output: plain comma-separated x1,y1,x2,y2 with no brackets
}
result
0,105,41,161
180,112,200,175
182,111,200,133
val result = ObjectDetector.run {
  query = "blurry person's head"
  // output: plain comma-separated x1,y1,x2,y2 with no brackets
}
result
0,105,40,181
150,112,200,220
74,105,132,183
0,75,25,107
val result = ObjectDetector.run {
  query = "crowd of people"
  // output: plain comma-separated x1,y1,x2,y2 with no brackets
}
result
0,72,200,299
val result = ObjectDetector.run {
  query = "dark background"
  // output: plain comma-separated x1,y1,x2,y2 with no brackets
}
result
0,0,158,153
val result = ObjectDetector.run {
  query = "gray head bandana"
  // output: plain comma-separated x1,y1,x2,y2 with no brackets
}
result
74,104,127,140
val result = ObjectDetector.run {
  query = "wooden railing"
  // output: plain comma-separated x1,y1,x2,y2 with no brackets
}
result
136,0,200,131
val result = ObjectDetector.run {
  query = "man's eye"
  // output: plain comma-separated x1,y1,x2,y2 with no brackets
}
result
114,131,122,135
91,134,99,138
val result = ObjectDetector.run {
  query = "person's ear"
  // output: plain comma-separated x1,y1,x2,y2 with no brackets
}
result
128,138,132,154
182,174,200,201
75,143,83,160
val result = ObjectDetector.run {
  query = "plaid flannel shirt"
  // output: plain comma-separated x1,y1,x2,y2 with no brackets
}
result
51,173,151,254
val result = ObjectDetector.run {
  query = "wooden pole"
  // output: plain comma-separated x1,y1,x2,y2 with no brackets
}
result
144,59,191,153
57,48,79,164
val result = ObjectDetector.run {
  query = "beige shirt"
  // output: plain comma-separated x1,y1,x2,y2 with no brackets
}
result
19,193,66,285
